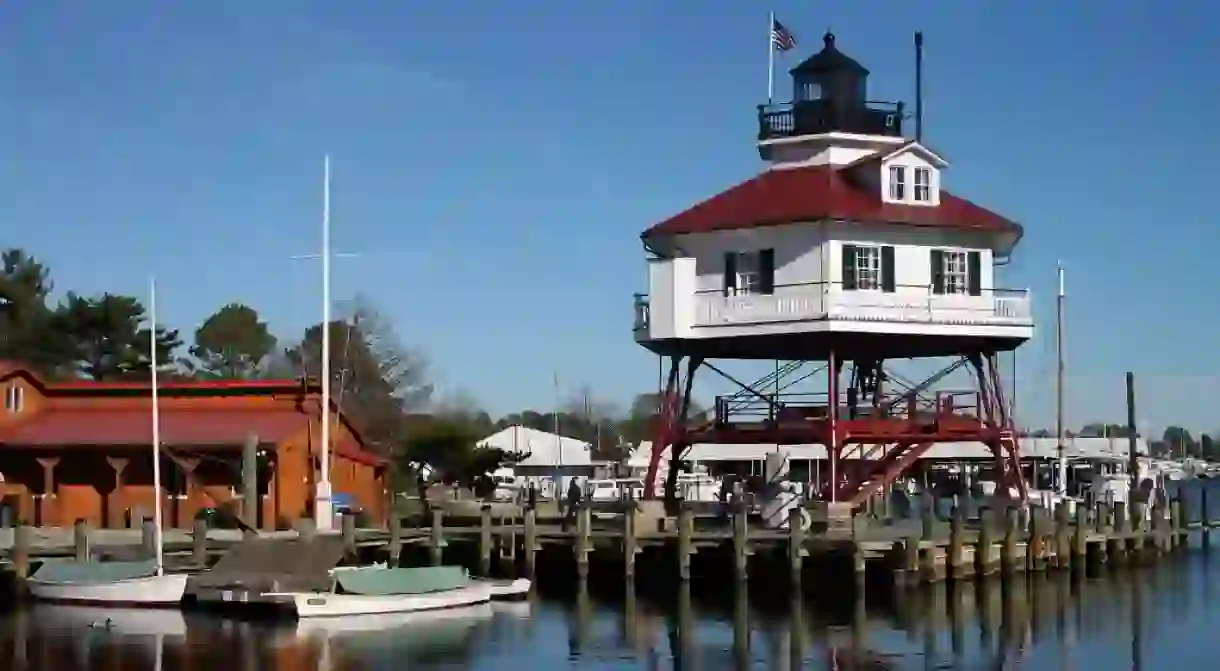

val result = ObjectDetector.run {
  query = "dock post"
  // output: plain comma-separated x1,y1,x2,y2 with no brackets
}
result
524,507,538,578
1027,508,1045,572
388,515,403,567
1110,502,1128,566
192,517,208,567
479,504,493,576
623,499,638,580
1053,503,1071,571
1094,502,1110,567
1151,501,1168,555
732,500,749,582
341,512,357,559
787,507,805,588
73,519,90,562
13,524,30,579
1001,504,1018,575
1170,496,1184,551
1072,501,1087,570
948,506,964,580
977,509,995,576
1131,501,1146,560
900,534,920,588
429,507,445,566
141,517,158,560
574,503,591,579
677,502,693,581
1203,486,1212,546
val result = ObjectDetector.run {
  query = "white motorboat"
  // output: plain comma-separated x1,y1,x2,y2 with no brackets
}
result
28,279,187,607
279,565,527,618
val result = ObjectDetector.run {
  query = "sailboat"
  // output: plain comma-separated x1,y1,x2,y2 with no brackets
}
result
27,277,190,606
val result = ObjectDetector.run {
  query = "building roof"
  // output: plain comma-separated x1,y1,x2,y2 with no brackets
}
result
0,362,386,466
479,426,592,467
642,164,1021,243
627,437,1149,465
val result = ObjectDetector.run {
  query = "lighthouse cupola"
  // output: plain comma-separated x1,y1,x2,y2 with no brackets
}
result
759,32,904,149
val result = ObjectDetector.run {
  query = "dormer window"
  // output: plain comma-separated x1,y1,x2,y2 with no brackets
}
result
914,168,931,202
888,166,906,200
3,384,23,413
724,249,775,296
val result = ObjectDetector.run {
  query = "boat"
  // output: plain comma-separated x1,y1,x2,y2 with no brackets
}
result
272,565,497,618
331,563,530,601
27,278,188,607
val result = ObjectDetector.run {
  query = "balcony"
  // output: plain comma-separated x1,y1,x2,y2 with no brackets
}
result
758,100,904,141
633,281,1032,341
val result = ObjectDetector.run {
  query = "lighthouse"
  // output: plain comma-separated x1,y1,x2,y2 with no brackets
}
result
632,32,1033,507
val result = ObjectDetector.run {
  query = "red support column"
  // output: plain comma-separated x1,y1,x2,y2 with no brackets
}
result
644,357,682,500
827,349,839,502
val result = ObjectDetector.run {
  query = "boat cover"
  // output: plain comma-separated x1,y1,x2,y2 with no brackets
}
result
188,535,346,594
32,559,159,584
335,566,472,596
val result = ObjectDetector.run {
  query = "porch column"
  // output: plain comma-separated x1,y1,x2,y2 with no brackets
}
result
35,457,59,527
106,457,129,529
169,455,199,530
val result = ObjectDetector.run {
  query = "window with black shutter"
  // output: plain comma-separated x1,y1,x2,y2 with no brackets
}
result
723,252,737,297
842,244,858,290
967,251,982,296
759,248,775,295
930,249,945,295
880,246,896,293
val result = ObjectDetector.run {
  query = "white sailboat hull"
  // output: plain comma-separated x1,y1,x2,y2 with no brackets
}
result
278,582,493,618
28,573,189,606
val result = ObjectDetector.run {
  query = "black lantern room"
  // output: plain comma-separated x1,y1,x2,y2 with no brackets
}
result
758,32,904,141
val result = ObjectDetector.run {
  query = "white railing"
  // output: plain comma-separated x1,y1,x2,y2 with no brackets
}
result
689,283,1031,329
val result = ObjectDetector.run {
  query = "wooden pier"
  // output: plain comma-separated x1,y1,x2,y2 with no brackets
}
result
1,487,1211,597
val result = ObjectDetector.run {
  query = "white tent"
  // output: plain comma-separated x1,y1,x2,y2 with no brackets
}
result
479,425,592,467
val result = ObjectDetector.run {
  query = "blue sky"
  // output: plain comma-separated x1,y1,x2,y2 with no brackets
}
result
0,1,1215,436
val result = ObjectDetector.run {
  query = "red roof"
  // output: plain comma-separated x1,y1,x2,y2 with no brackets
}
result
642,164,1021,242
0,409,385,466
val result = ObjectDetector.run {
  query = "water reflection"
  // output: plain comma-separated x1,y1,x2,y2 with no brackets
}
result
2,547,1220,670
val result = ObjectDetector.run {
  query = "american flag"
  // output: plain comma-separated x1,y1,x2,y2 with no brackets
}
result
771,19,796,52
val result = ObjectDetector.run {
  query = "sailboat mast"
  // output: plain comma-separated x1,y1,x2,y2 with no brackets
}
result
316,154,335,532
150,276,165,576
1056,263,1067,497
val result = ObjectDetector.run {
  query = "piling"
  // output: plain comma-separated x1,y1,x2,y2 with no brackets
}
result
1110,502,1128,565
429,508,445,566
341,512,356,560
574,504,592,579
13,524,30,579
141,518,157,559
1072,503,1087,569
732,500,749,582
976,510,996,576
73,519,90,562
1053,503,1071,571
787,507,805,588
1203,487,1212,546
677,502,694,581
523,507,538,577
1001,505,1018,574
948,506,964,580
623,500,638,580
1170,496,1184,550
479,504,493,576
1130,501,1146,560
192,517,208,567
388,515,403,566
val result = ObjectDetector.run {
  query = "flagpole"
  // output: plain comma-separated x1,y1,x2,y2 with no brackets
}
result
767,11,776,103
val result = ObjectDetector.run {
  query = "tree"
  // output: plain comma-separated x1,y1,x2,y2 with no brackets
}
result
285,296,433,456
400,414,517,495
190,303,277,379
0,249,68,374
55,293,182,380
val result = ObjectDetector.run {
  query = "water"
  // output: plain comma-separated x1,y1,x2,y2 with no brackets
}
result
3,479,1218,670
0,546,1218,670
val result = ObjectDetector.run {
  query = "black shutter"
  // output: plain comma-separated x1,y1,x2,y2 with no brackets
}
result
930,250,945,295
723,252,737,296
967,251,982,296
759,248,775,295
880,246,896,293
842,244,857,290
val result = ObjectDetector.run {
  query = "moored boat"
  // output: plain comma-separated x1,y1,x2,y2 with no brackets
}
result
276,565,496,618
27,559,189,607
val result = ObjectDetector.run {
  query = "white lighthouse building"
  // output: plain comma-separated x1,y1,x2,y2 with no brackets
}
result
632,32,1033,505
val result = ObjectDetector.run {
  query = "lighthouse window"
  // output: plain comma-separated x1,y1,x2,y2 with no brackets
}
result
931,250,982,296
723,249,775,296
842,245,895,292
888,166,906,201
913,168,932,202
